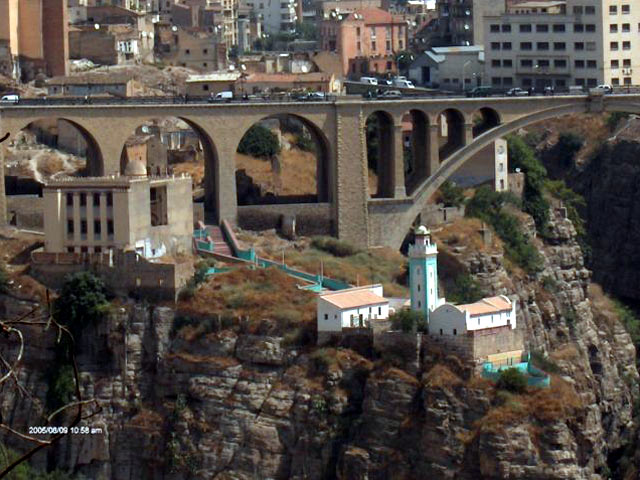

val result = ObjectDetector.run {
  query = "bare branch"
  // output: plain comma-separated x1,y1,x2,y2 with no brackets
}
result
0,424,50,446
0,326,23,385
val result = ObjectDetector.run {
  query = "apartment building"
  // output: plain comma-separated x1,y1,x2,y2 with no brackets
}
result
319,7,408,77
483,0,640,90
242,0,296,34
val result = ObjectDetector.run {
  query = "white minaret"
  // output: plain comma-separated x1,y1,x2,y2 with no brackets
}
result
408,225,439,321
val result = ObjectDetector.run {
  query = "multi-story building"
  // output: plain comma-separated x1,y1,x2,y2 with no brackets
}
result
0,0,68,80
242,0,296,34
319,7,408,77
483,0,640,91
428,0,505,47
155,26,227,71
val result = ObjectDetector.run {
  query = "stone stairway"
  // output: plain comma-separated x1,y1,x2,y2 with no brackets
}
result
206,225,233,257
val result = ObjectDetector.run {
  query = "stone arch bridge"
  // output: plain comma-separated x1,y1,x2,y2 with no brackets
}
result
1,94,637,248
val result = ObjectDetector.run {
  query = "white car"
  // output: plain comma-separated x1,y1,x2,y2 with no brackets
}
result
393,79,415,89
595,84,613,93
0,94,19,104
506,88,529,97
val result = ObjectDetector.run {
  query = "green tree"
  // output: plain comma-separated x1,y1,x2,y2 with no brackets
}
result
395,51,415,74
507,135,550,232
496,367,528,393
438,181,465,208
296,22,318,41
390,309,427,333
237,124,281,158
54,272,109,339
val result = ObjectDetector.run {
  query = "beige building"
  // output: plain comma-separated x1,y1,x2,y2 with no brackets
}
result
185,71,241,95
0,0,68,80
42,166,193,258
46,74,135,97
156,26,227,71
483,0,640,90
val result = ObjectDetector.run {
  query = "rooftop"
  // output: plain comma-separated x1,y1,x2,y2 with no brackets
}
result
458,295,512,316
245,72,329,83
47,74,133,85
186,71,242,83
320,285,387,309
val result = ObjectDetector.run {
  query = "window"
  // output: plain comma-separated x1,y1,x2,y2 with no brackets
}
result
439,329,443,335
202,63,207,68
94,220,101,236
356,27,360,36
66,193,73,206
622,23,630,32
587,60,597,68
417,284,421,292
492,59,501,67
611,24,618,33
586,42,596,51
203,48,208,54
625,76,632,85
453,328,457,335
622,5,630,15
554,59,567,68
573,6,583,14
324,313,328,320
520,24,532,33
585,6,595,14
80,193,86,206
503,77,513,86
521,59,533,67
93,193,100,205
107,220,114,236
185,49,190,55
554,42,566,50
612,77,620,85
67,247,74,253
575,42,584,50
553,24,565,33
492,77,501,85
203,85,209,91
623,41,631,50
610,5,618,15
502,42,512,50
107,192,113,206
586,24,596,32
575,59,585,68
80,220,87,235
611,41,619,50
611,60,620,69
536,24,548,33
378,307,382,315
520,42,532,50
538,59,550,67
490,24,500,33
624,59,631,67
574,24,584,33
502,24,511,33
67,219,74,234
491,42,500,50
503,59,513,67
386,40,391,52
371,41,376,51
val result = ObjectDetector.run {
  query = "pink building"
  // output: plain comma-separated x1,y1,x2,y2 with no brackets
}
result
319,7,408,78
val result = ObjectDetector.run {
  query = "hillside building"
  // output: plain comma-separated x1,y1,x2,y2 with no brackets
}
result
0,0,69,80
483,0,640,90
317,284,389,335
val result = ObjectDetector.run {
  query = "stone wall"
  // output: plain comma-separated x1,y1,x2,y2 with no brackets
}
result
6,195,43,230
237,203,333,236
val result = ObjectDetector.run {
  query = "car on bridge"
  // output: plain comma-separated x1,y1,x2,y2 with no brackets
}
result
466,86,494,97
506,87,530,97
0,94,19,104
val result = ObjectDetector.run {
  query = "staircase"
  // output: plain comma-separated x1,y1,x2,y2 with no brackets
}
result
206,225,233,257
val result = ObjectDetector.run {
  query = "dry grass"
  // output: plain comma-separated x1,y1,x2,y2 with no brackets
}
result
550,345,580,363
381,367,420,386
166,351,240,368
173,161,204,187
177,266,317,325
423,364,463,389
432,217,503,255
475,374,582,434
588,283,621,329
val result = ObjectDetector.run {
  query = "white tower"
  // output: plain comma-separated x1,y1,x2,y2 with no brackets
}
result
408,225,439,321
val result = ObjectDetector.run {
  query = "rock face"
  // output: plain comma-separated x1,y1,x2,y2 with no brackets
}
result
0,209,638,479
570,139,640,301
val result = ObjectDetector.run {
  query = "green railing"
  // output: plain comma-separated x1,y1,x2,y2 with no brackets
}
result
482,355,551,388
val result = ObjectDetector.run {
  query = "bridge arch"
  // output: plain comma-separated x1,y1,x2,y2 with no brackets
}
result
117,116,220,221
5,118,105,177
365,110,396,198
400,108,430,194
472,107,501,137
436,108,466,162
234,113,331,205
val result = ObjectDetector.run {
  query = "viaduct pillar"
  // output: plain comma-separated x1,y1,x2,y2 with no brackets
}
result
392,124,406,197
334,102,369,247
464,122,474,146
0,147,6,226
428,124,440,176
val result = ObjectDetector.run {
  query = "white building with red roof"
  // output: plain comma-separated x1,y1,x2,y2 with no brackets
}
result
429,295,516,337
317,284,389,332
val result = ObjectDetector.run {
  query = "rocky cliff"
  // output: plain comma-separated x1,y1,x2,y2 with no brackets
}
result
0,208,638,479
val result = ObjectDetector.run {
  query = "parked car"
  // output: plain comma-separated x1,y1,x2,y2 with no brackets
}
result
0,94,19,104
360,77,378,85
393,79,415,88
569,85,585,95
208,91,233,102
378,79,393,86
466,86,494,97
297,91,325,101
505,87,529,97
378,90,403,99
593,84,613,94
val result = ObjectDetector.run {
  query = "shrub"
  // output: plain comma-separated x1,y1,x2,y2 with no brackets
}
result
54,272,109,339
530,350,561,374
466,186,542,274
237,124,280,158
0,444,78,479
613,300,640,347
545,179,587,238
540,276,558,292
390,309,427,333
311,236,360,257
45,364,76,412
606,111,629,131
295,133,315,152
552,132,584,168
496,367,528,394
310,348,337,375
507,135,550,232
439,181,465,208
447,274,485,304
